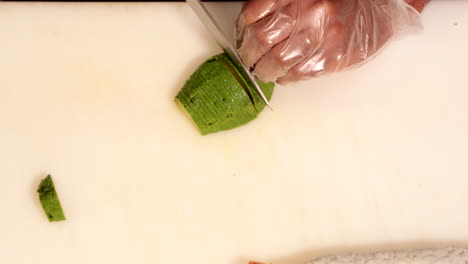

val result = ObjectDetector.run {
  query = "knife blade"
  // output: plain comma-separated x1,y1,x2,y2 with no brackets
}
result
186,0,272,109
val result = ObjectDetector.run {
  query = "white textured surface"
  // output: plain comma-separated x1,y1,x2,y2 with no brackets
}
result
1,1,468,264
311,248,468,264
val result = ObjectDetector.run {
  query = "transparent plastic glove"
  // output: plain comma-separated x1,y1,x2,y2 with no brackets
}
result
236,0,423,84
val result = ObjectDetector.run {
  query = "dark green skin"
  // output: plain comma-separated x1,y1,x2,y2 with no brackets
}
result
37,175,66,222
175,53,275,135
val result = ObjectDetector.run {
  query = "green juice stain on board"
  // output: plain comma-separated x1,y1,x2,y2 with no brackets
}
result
37,175,66,222
175,53,275,135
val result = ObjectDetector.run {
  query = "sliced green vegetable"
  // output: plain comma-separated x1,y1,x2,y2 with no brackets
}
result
175,52,275,135
37,175,66,222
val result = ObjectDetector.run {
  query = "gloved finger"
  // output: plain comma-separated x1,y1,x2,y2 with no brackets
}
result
275,53,327,84
238,0,334,68
236,0,292,48
276,24,346,84
253,0,341,82
238,0,292,26
237,3,298,68
253,28,323,82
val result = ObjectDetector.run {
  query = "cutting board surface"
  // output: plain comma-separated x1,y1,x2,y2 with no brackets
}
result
1,1,468,263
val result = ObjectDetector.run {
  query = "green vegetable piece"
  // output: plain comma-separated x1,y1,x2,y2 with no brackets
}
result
37,175,66,222
175,52,275,135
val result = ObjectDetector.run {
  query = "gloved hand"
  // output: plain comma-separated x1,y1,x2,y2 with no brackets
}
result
236,0,426,84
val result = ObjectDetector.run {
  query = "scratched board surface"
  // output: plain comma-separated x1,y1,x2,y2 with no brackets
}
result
1,1,468,264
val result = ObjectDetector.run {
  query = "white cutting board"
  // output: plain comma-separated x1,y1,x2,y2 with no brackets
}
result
1,1,468,263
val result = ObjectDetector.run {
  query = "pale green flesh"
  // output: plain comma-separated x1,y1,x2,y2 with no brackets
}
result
175,53,274,135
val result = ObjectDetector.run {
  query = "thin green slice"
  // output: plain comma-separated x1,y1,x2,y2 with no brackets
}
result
37,175,66,222
175,53,274,135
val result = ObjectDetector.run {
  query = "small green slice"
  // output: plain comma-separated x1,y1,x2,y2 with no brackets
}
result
37,175,66,222
175,52,275,135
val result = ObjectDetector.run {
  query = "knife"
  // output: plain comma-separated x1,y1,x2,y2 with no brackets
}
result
186,0,272,109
